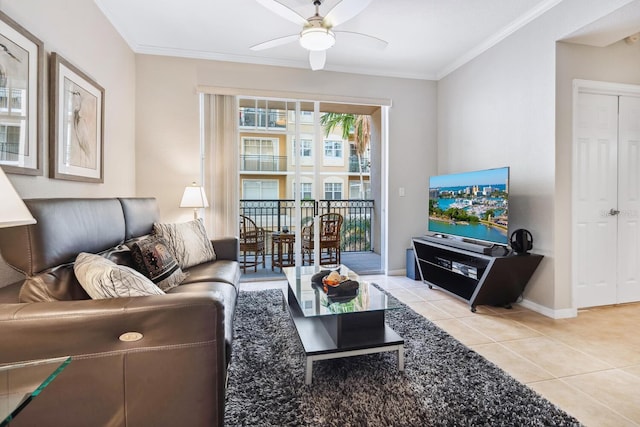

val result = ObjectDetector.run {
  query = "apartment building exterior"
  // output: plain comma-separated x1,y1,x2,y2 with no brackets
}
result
238,98,371,202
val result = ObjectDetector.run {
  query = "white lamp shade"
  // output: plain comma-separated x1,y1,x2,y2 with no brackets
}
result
299,27,335,51
180,184,209,208
309,50,327,71
0,167,36,228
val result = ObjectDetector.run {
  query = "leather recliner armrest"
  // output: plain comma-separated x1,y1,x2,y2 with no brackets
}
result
0,293,226,426
211,237,239,261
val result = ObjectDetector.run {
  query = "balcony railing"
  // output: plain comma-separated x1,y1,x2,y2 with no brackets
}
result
240,155,288,172
240,199,374,253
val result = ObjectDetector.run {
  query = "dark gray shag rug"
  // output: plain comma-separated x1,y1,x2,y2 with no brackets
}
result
225,288,581,426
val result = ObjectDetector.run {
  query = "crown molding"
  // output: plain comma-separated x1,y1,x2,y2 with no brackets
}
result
436,0,564,79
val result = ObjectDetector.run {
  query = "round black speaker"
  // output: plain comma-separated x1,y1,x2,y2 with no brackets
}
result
510,229,533,255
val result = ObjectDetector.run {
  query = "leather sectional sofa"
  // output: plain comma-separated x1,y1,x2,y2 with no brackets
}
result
0,197,240,426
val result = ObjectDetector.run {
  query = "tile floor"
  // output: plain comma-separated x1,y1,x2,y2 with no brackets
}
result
241,274,640,427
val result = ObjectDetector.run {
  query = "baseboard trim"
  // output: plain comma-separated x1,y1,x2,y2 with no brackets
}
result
519,298,577,319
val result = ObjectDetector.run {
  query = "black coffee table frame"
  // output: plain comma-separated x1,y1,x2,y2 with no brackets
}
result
283,266,404,385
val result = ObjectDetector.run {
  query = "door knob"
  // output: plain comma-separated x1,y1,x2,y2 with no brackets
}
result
609,208,620,216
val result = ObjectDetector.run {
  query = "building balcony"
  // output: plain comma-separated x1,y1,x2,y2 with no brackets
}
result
239,198,378,279
349,155,370,173
240,155,288,172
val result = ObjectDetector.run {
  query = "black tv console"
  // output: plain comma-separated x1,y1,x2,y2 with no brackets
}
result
412,237,543,312
419,233,498,255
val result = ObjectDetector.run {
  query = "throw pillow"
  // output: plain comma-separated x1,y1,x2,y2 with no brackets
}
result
130,235,187,291
153,219,216,269
74,252,165,299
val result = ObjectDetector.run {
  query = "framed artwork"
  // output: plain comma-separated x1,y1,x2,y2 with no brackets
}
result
0,11,44,176
50,52,104,183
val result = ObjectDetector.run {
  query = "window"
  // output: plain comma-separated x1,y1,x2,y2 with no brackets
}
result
0,89,8,111
300,111,314,123
239,107,266,128
349,181,371,199
242,180,278,199
241,137,280,171
292,138,312,158
268,109,287,129
242,137,276,156
0,88,23,114
324,182,343,200
300,182,312,199
293,182,313,200
238,98,287,130
324,140,342,158
0,124,20,161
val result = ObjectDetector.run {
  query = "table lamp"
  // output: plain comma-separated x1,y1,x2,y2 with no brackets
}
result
180,182,209,219
0,167,36,228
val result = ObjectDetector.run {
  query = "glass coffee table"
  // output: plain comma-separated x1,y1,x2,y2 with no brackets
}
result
283,265,404,384
1,356,71,426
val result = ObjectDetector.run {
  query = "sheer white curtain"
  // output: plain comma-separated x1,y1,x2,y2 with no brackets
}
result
202,94,239,238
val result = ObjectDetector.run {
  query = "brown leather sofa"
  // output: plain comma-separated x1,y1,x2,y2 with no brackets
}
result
0,197,240,426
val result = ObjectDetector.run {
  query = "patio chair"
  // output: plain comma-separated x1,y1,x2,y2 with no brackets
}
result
239,214,266,273
301,213,343,266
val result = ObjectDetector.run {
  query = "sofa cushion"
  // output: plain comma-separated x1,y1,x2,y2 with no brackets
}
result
74,252,165,299
19,264,90,303
0,198,126,277
130,236,187,291
119,197,160,240
17,245,136,303
153,219,216,269
182,260,240,288
0,281,23,304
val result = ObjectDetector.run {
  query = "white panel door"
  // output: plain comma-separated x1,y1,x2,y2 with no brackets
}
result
617,96,640,303
574,93,619,308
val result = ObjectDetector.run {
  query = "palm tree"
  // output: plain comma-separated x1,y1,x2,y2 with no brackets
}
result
320,112,371,199
341,217,371,251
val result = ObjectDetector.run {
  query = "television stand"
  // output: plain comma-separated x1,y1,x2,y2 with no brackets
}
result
420,233,497,255
412,237,542,312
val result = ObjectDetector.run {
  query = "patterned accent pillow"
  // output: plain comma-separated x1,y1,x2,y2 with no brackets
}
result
130,235,187,291
153,219,216,269
74,252,165,299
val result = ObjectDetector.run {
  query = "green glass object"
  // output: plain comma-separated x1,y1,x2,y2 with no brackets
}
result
1,356,71,426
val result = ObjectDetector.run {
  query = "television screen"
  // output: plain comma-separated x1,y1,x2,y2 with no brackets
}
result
428,167,509,246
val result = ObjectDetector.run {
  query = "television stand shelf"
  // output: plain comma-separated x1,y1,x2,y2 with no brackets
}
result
411,237,543,312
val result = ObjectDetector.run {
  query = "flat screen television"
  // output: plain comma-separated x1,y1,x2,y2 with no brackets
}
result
428,167,510,246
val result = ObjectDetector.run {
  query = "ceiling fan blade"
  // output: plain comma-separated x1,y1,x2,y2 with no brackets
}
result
250,34,299,51
334,31,388,50
309,50,326,70
255,0,309,26
323,0,372,28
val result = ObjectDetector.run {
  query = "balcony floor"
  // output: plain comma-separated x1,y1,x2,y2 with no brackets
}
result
239,251,382,282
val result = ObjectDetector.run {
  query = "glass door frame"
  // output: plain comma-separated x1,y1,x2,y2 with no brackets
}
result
236,95,388,274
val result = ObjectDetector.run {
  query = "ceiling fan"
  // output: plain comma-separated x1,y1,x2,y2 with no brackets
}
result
251,0,387,71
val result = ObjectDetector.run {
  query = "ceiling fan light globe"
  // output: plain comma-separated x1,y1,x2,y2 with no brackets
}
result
299,27,335,51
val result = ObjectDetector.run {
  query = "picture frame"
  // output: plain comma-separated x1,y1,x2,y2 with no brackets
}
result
0,11,44,176
50,52,104,183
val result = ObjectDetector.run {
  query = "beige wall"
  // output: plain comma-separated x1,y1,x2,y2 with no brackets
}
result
555,39,640,311
1,0,136,197
3,0,633,313
0,0,136,286
135,55,438,273
437,0,636,314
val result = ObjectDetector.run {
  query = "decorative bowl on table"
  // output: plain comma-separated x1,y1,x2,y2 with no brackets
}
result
308,270,358,297
322,273,347,287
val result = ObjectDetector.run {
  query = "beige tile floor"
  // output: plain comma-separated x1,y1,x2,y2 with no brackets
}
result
241,275,640,427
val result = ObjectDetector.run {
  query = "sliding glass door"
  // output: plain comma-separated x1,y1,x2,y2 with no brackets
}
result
237,96,381,276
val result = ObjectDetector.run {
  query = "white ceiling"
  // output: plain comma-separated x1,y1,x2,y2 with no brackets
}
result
95,0,600,80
